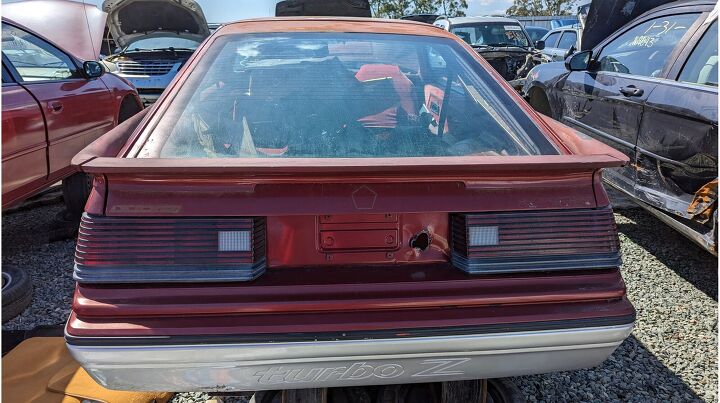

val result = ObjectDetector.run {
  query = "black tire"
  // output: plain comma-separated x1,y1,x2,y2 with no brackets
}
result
376,379,524,403
253,388,372,403
118,95,142,124
62,172,92,220
2,265,33,324
487,378,524,403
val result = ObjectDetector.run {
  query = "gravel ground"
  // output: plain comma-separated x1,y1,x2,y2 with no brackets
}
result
2,198,717,403
513,208,718,403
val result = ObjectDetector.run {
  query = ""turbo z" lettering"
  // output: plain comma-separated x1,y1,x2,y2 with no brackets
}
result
251,358,471,385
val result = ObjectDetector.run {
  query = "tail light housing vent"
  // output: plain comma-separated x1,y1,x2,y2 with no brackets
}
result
451,207,621,274
74,214,265,283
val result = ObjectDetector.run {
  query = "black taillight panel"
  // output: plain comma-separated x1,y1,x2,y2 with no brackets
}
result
74,214,266,283
451,206,621,274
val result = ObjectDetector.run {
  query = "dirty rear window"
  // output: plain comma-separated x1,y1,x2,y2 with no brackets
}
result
136,33,557,158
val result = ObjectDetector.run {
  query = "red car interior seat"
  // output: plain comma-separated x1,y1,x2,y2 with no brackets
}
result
355,64,416,128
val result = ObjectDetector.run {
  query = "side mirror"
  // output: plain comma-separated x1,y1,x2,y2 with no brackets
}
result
534,40,545,50
565,50,592,71
83,60,104,78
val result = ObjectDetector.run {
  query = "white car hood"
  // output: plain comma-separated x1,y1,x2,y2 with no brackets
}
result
102,0,210,49
3,0,107,61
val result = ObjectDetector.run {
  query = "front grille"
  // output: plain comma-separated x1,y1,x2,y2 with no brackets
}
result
451,206,621,274
483,55,526,81
116,60,176,76
74,214,266,283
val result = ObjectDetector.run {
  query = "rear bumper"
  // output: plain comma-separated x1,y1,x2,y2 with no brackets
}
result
67,322,633,392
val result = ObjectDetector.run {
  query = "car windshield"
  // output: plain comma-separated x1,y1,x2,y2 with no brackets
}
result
450,23,530,48
124,37,201,52
525,27,548,42
136,32,556,159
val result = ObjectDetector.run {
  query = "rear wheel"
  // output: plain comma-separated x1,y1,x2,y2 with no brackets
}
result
527,88,553,118
253,388,372,403
378,380,523,403
62,172,92,220
118,95,142,124
2,265,33,323
61,96,141,220
251,379,523,403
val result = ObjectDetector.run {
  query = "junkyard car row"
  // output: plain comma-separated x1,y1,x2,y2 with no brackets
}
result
0,0,717,400
524,0,718,254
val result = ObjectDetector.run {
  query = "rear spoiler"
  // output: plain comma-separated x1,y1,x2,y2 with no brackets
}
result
73,109,627,178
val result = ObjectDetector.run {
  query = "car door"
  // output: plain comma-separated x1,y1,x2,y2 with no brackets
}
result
634,15,717,218
540,31,561,60
1,22,115,178
555,30,578,61
1,61,47,205
555,12,701,196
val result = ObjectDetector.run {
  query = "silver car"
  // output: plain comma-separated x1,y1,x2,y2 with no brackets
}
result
100,0,210,105
539,26,580,62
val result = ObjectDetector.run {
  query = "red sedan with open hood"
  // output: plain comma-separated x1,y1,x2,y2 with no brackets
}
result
66,18,635,393
2,1,142,213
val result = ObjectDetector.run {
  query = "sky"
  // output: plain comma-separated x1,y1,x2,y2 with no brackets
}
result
465,0,514,17
2,0,516,22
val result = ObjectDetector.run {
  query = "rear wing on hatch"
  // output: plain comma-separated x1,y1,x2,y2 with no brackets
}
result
72,109,628,177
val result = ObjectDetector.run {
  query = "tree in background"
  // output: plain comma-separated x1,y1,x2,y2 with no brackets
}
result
436,0,468,16
506,0,574,16
370,0,411,18
370,0,467,18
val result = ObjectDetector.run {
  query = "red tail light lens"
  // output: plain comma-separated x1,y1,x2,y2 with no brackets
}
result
74,214,266,283
451,206,621,273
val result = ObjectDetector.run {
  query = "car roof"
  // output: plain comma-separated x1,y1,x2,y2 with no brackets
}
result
546,26,580,34
215,17,458,39
441,16,522,25
632,0,717,22
645,0,717,13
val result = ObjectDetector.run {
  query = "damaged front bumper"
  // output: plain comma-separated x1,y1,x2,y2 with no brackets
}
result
67,322,633,392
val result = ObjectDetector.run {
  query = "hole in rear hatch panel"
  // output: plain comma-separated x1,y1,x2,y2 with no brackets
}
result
410,229,433,251
263,214,450,267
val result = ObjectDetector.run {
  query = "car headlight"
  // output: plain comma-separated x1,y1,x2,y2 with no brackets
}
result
101,60,119,73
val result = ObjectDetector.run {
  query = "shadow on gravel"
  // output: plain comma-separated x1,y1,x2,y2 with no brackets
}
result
600,335,704,402
514,335,704,402
615,208,718,301
2,202,77,331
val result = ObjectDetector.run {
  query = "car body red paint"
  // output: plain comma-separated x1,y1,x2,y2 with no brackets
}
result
1,18,141,209
65,18,635,392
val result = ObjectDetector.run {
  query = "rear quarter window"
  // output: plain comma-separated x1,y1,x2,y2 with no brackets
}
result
557,31,577,50
679,20,718,87
543,32,561,47
135,32,558,159
597,13,699,77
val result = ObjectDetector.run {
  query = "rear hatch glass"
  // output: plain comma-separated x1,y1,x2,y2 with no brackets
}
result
134,32,558,158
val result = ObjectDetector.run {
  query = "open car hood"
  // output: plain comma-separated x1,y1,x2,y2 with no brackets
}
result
102,0,210,49
581,0,675,50
2,0,107,61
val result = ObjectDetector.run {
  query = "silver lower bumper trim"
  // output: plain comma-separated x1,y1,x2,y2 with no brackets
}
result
67,324,633,392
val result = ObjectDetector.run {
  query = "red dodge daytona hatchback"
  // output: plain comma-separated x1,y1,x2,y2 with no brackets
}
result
66,18,635,392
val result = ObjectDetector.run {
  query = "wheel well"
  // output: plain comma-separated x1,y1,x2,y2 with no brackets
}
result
118,95,143,124
528,87,553,118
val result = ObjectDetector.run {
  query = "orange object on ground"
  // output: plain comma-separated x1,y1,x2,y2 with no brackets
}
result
2,337,173,403
687,178,718,224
